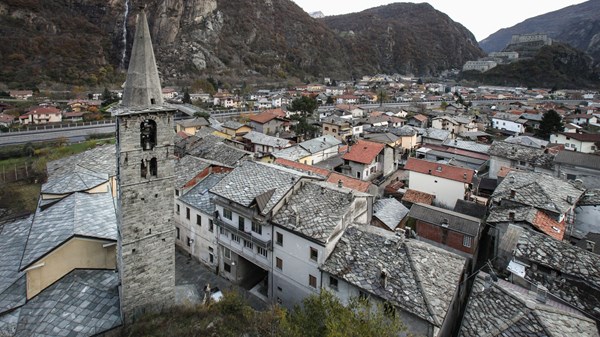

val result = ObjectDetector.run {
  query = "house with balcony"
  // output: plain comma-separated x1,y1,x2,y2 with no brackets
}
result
341,139,394,181
404,158,475,209
431,116,477,135
248,109,288,135
208,161,320,301
19,106,62,125
270,180,372,306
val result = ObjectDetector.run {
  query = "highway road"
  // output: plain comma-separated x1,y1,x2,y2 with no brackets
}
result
0,124,116,146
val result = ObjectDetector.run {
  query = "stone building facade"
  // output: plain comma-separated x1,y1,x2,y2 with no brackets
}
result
116,9,176,322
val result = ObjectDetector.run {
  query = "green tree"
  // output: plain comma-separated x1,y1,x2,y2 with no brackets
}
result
281,291,405,337
101,88,117,107
536,109,564,140
182,89,191,104
289,96,318,116
194,111,211,121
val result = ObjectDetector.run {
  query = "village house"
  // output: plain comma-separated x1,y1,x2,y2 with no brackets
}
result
431,115,477,135
372,197,409,231
0,112,15,127
550,132,600,154
162,88,178,100
248,109,288,135
408,114,429,128
271,135,341,165
404,158,475,209
19,106,62,125
491,112,526,134
8,90,33,100
488,140,555,179
497,226,600,324
321,116,353,142
321,225,467,337
553,150,600,188
458,272,599,337
242,131,291,157
176,117,210,136
0,145,122,335
417,127,452,145
216,120,252,141
489,171,585,243
408,203,482,259
565,113,598,126
341,139,394,181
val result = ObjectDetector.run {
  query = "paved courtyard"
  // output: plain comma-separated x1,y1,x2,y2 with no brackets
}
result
174,249,267,310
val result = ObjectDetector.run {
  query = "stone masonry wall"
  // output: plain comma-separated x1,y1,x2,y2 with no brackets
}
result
117,110,176,322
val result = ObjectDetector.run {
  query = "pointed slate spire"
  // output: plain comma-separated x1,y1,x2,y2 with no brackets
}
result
122,7,163,108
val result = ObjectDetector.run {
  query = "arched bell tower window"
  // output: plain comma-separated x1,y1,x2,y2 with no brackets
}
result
150,158,158,177
141,160,147,178
140,119,157,151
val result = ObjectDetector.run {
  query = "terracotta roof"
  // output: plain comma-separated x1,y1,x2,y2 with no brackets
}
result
565,114,596,120
402,189,435,205
532,209,564,240
176,131,190,139
0,113,15,123
274,158,330,177
327,172,371,193
560,132,600,142
28,107,61,115
249,109,285,124
405,158,475,184
342,140,385,164
412,114,428,122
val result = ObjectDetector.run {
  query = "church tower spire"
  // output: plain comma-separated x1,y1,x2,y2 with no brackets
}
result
122,8,163,108
116,7,176,323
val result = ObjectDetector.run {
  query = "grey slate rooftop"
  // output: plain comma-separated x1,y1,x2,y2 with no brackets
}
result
46,145,116,180
511,228,600,321
298,135,341,153
187,135,252,167
491,171,585,215
222,120,244,130
21,191,117,269
555,150,600,170
272,145,311,161
243,131,290,149
416,127,451,141
180,173,228,214
488,141,555,169
0,216,31,314
41,166,108,195
459,272,598,337
442,139,490,154
453,199,488,219
373,198,409,230
321,225,465,327
210,161,313,216
175,155,211,189
505,135,548,148
271,181,367,243
409,203,481,237
0,270,122,337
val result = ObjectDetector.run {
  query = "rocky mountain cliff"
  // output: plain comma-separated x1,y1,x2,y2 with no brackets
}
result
321,3,484,77
479,0,600,64
0,0,484,87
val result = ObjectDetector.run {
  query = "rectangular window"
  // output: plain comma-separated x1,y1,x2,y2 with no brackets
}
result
209,220,214,232
463,235,473,248
187,236,191,247
257,246,268,257
244,239,253,249
276,257,283,270
310,247,318,262
223,208,232,220
224,263,231,273
356,172,361,179
196,214,201,226
224,247,231,259
329,276,338,291
186,207,190,220
238,217,245,231
231,234,240,244
176,204,180,215
176,227,180,240
175,189,179,196
276,232,283,246
252,222,263,235
309,274,317,288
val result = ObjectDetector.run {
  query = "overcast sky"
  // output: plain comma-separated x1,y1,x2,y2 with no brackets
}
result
291,0,588,41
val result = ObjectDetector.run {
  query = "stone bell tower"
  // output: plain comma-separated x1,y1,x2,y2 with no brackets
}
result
115,7,175,322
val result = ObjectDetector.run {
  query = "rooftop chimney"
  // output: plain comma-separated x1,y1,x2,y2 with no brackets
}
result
380,269,388,288
338,179,343,188
586,240,596,252
508,211,515,221
536,284,548,303
510,189,516,199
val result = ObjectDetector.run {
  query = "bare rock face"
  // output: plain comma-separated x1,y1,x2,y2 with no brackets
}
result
0,0,484,86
